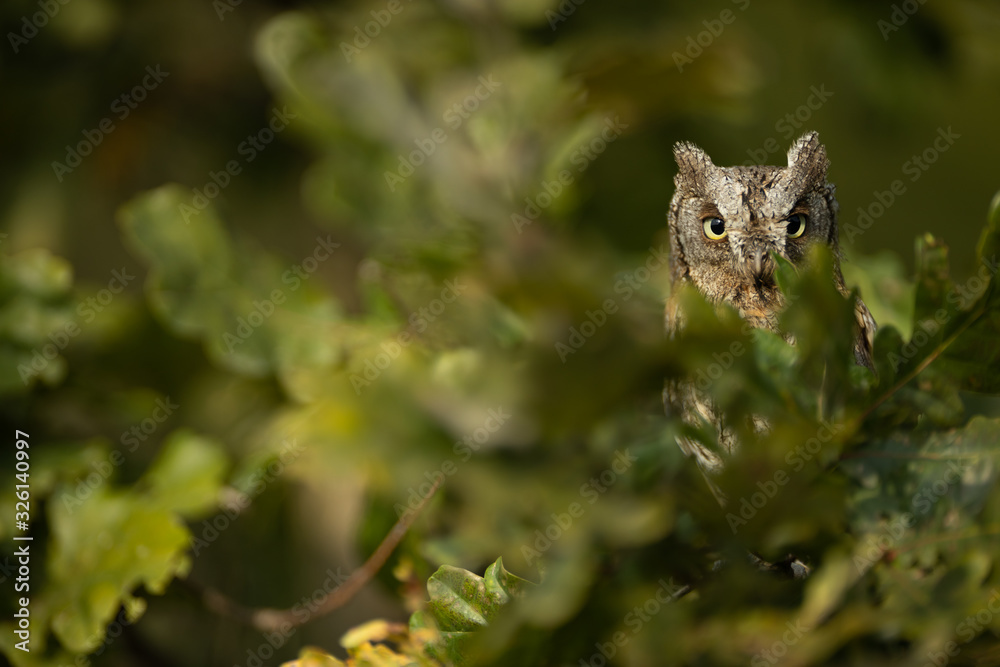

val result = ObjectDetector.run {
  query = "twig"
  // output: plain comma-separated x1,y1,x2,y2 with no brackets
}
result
190,476,443,633
838,451,979,461
890,524,1000,558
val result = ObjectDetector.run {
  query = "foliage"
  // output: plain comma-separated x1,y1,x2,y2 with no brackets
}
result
3,2,1000,667
281,558,533,667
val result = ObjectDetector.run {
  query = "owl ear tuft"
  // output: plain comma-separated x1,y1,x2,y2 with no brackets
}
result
785,131,829,186
673,141,718,192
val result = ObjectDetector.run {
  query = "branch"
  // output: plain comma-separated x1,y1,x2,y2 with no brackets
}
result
189,476,443,633
889,524,1000,559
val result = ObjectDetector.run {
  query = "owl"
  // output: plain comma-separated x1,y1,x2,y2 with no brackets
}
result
664,131,876,500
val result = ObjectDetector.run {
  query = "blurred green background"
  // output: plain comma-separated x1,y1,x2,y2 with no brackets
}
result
4,0,999,277
2,0,1000,665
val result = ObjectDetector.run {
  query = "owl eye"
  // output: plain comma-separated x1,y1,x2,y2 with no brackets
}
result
784,213,807,238
702,217,727,240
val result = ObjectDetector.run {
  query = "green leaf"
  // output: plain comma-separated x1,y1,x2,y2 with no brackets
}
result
0,248,75,392
913,233,955,327
47,487,188,652
774,245,861,418
975,189,1000,265
409,558,533,665
118,185,344,388
841,248,915,336
117,184,235,338
843,416,1000,574
43,428,228,653
143,430,229,517
117,185,278,376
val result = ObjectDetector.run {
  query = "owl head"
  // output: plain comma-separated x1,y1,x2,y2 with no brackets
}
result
667,132,842,309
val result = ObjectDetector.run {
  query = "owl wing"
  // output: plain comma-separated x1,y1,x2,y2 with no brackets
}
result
853,297,877,371
664,290,732,504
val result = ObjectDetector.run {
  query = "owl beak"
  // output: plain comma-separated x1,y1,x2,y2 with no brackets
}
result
752,247,767,277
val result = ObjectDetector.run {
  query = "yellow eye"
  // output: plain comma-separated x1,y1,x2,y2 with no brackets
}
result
785,213,806,238
702,217,727,240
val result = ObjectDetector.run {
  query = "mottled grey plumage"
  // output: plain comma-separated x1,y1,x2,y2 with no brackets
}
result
664,132,875,500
